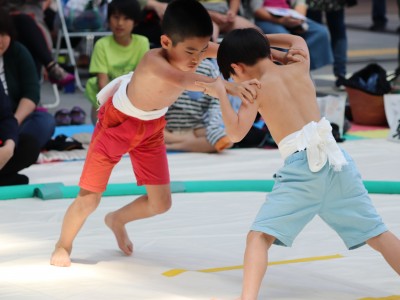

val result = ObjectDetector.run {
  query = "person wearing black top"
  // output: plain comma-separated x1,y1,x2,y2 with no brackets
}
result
0,80,41,186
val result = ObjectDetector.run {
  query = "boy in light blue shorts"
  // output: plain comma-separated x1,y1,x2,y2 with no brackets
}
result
196,28,400,299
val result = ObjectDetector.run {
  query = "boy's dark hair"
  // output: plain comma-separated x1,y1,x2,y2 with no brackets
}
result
217,28,271,79
107,0,142,22
162,0,213,45
0,9,16,40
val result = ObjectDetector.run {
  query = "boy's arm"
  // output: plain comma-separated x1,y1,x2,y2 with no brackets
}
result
266,34,310,68
271,47,308,65
204,42,219,59
195,78,259,142
150,52,257,103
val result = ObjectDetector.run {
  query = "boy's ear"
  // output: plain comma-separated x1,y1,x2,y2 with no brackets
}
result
231,63,244,76
160,34,172,49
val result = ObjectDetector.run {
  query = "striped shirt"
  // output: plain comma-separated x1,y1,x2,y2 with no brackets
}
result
165,59,227,146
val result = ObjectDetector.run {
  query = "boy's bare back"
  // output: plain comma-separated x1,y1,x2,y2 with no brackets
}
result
257,59,321,144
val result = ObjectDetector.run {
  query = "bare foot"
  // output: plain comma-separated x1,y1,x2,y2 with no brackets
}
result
50,245,71,267
105,212,133,255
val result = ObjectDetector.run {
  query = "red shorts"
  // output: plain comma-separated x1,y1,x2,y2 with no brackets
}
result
79,98,170,193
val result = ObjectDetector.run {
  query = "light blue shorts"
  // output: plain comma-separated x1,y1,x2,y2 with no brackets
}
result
250,149,387,250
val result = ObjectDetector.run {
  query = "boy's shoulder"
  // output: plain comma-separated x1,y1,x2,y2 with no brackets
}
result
134,48,163,71
143,48,165,62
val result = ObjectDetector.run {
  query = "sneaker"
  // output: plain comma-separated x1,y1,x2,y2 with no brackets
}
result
334,75,346,91
47,62,75,87
55,108,71,126
70,106,86,125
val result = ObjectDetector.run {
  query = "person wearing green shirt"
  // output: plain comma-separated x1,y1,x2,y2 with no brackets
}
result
85,0,150,123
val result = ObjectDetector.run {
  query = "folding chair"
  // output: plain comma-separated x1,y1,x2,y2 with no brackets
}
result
42,83,62,109
54,0,111,92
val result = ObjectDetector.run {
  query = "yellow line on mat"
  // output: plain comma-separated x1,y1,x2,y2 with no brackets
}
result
348,48,397,57
162,254,343,277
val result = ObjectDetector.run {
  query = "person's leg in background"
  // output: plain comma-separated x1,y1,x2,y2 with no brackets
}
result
300,18,333,71
370,0,387,31
325,8,347,88
18,110,56,150
254,20,290,36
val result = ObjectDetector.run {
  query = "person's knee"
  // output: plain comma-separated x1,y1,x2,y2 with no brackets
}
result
246,230,275,248
76,189,102,214
150,194,172,215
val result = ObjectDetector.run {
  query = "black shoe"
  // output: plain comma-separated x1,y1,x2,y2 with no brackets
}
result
369,23,386,32
0,174,29,186
45,134,84,151
334,75,346,91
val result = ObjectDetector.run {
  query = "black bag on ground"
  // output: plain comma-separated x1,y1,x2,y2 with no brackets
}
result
343,63,391,96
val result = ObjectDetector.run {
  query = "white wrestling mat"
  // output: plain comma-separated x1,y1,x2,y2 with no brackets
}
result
0,139,399,300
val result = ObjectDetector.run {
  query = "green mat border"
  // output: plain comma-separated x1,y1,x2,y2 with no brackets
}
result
0,180,399,200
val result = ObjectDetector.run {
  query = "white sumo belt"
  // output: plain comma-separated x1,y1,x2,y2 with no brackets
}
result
96,72,168,121
278,117,348,172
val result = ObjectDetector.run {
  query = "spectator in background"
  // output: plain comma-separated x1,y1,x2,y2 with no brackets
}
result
0,0,75,86
0,81,41,186
307,0,357,89
198,0,259,42
164,59,233,153
85,0,150,123
249,0,333,71
0,9,55,180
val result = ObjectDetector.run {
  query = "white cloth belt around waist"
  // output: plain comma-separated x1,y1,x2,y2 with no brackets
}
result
96,72,168,121
278,117,348,172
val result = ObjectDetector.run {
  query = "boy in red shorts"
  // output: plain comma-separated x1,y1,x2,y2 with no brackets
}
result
50,0,264,267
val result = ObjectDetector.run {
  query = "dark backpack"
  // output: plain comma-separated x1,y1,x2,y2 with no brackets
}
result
343,63,391,96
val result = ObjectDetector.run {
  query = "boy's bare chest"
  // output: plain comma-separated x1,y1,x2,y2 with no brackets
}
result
129,78,184,110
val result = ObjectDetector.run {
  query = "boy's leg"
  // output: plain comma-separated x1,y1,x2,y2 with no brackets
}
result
241,231,275,300
105,184,172,255
367,231,400,275
50,189,102,267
